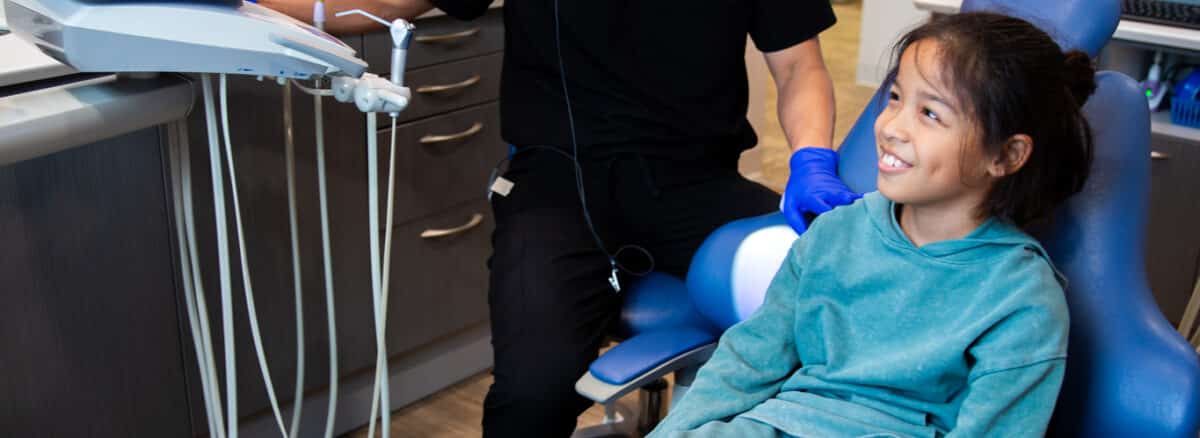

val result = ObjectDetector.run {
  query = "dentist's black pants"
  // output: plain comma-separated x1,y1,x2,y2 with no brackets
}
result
482,148,779,437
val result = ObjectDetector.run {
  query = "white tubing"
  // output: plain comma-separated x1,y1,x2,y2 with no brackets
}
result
313,77,340,438
282,82,307,438
218,74,289,438
290,79,336,97
367,117,400,438
311,15,340,438
185,95,227,438
201,73,239,438
363,111,393,438
168,124,223,438
379,115,398,436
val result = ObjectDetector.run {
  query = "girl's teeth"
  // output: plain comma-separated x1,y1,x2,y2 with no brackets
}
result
883,153,909,168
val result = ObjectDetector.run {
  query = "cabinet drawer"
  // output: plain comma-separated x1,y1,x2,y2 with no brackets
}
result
377,102,506,225
363,9,503,74
377,53,502,124
1144,134,1200,325
326,203,491,375
385,201,493,356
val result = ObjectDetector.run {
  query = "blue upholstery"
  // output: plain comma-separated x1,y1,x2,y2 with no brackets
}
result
589,327,719,386
584,2,1200,436
613,272,716,340
686,213,796,331
961,0,1119,57
1036,72,1200,437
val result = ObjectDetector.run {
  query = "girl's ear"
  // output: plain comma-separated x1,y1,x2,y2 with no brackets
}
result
988,134,1033,177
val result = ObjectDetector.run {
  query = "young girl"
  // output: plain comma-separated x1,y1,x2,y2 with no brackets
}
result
648,12,1096,438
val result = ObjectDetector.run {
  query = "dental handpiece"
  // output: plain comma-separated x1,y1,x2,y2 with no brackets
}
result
390,20,414,87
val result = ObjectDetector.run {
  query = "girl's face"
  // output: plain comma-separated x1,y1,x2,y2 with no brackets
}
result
874,40,994,213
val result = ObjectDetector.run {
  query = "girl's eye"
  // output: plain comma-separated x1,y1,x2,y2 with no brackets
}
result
923,108,940,121
889,91,900,101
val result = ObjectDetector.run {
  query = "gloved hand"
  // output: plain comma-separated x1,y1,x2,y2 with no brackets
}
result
780,147,861,234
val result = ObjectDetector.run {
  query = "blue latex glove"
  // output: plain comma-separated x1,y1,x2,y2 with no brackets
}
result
780,147,861,234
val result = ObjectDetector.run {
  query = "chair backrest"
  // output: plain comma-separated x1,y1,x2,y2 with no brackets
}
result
1036,70,1200,437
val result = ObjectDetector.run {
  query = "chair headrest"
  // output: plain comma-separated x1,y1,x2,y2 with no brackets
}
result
962,0,1119,57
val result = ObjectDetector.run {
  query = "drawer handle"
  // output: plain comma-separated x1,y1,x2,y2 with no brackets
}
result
420,122,484,144
415,27,480,44
1152,150,1170,160
420,213,484,239
416,75,482,94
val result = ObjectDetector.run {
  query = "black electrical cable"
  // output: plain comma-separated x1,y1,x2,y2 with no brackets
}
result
483,0,657,287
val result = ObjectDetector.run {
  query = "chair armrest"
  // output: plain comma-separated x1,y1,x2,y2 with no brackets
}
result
575,327,717,404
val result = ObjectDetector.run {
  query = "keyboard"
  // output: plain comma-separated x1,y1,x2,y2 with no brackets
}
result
1123,0,1200,31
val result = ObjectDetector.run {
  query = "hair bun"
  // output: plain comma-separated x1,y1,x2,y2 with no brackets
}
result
1063,50,1097,107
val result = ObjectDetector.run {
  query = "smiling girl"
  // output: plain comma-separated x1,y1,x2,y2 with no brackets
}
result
648,12,1097,438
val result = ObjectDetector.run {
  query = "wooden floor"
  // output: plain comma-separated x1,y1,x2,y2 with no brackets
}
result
344,2,874,437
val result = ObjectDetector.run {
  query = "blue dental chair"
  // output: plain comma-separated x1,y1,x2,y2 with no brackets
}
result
573,0,1200,436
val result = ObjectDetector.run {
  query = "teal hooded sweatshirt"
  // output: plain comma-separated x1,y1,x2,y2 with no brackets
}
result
648,192,1069,438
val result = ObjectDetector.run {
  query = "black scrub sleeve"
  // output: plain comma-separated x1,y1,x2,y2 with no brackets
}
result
749,0,837,53
428,0,494,20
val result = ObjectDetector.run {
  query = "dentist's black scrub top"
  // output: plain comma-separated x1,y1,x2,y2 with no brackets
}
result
429,0,835,162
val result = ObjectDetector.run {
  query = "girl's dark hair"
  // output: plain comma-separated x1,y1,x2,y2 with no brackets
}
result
884,12,1096,227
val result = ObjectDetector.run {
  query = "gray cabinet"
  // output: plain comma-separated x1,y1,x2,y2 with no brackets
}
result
0,127,193,437
378,102,505,225
1145,133,1200,326
386,200,494,354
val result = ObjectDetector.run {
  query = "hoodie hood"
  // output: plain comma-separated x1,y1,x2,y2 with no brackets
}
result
861,192,1059,277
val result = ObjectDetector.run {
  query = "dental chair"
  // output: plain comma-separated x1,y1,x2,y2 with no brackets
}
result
573,0,1200,436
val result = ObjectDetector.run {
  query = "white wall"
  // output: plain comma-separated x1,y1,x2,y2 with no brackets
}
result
856,0,931,87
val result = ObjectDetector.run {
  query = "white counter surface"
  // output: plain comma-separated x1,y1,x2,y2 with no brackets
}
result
0,34,78,88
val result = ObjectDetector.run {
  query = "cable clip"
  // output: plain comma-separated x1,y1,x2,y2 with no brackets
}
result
608,261,621,293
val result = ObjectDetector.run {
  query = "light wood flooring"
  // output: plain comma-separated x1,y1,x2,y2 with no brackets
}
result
344,2,876,436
